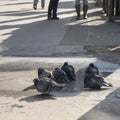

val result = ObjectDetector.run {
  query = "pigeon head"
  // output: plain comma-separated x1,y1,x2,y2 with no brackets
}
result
38,68,44,76
55,67,60,70
89,63,94,67
64,62,68,66
33,78,39,86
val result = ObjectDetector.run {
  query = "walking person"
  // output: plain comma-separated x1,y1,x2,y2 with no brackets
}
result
47,0,59,20
33,0,45,10
75,0,89,20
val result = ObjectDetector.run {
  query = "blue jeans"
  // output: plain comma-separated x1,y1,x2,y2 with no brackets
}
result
75,0,88,6
33,0,45,8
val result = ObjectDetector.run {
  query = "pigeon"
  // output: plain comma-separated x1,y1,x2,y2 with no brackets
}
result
33,77,64,94
61,62,77,81
52,68,70,84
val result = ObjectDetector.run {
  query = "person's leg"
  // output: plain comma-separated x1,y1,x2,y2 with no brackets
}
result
48,0,53,19
75,5,81,19
41,0,45,9
83,0,89,19
33,0,39,10
75,0,81,19
53,0,59,19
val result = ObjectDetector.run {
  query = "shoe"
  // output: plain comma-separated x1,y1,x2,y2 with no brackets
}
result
33,4,37,10
52,17,59,20
76,16,80,20
83,15,87,19
47,17,53,20
83,5,88,19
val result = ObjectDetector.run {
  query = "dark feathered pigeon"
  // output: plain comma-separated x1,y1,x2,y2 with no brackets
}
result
85,63,99,79
61,62,77,81
84,74,113,89
38,68,53,79
52,68,69,84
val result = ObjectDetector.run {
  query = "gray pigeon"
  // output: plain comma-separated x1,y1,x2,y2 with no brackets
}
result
61,62,77,81
52,68,70,84
38,68,53,79
33,77,64,94
84,74,113,89
84,63,99,79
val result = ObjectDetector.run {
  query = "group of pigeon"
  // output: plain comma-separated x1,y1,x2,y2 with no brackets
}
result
33,62,113,94
33,62,77,94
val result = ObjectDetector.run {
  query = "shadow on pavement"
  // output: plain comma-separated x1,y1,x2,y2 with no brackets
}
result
0,1,114,57
19,94,56,102
77,87,120,120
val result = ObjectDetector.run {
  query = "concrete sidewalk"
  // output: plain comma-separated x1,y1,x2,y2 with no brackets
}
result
0,0,119,57
0,0,74,56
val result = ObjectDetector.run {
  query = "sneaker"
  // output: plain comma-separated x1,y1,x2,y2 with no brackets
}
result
52,17,59,20
83,15,87,19
33,4,37,10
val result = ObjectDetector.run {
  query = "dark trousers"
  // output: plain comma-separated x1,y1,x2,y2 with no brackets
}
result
48,0,59,18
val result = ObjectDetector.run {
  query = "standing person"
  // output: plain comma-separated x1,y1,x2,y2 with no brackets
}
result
75,0,89,20
47,0,59,20
33,0,45,10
